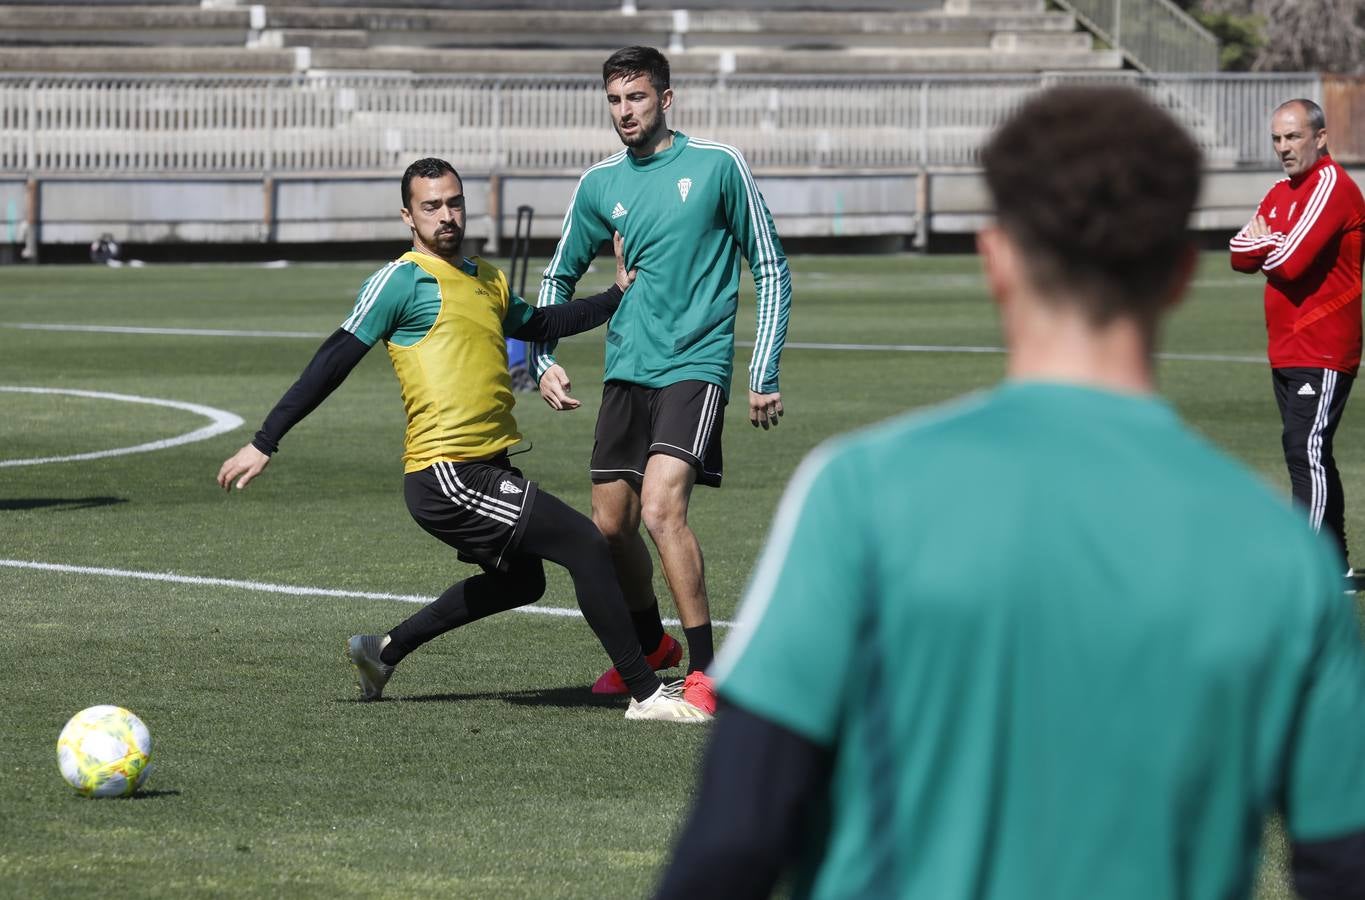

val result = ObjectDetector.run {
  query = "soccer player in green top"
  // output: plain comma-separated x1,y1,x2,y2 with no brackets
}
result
531,46,793,713
217,157,709,723
657,88,1365,896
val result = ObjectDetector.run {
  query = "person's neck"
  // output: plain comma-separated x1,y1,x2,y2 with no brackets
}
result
1289,151,1329,185
629,127,674,160
1004,297,1157,395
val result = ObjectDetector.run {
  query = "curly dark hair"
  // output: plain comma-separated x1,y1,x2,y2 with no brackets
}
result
401,157,460,210
981,86,1203,324
602,46,670,95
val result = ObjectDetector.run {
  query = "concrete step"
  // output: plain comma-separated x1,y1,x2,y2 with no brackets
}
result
0,45,297,73
0,0,197,5
262,6,668,31
254,0,622,9
310,45,1124,75
0,4,1090,59
0,41,1121,77
254,29,369,50
253,0,945,10
0,5,249,28
0,4,251,47
724,47,1123,74
261,6,1076,36
267,7,1082,53
686,10,1078,32
944,0,1046,12
989,30,1093,52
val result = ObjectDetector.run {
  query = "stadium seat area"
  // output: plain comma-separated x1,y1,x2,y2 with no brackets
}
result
0,1,1122,75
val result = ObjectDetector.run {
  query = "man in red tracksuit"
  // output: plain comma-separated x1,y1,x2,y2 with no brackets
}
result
1231,98,1365,572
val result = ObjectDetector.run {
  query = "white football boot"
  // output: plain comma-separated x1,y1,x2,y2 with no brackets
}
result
346,634,395,701
624,681,713,723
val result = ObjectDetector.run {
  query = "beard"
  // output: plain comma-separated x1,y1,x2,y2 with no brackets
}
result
614,113,659,149
432,224,463,257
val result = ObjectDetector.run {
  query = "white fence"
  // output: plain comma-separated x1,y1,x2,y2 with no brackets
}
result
0,72,1319,175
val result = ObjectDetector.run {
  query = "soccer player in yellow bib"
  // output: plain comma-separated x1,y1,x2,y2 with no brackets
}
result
217,158,709,722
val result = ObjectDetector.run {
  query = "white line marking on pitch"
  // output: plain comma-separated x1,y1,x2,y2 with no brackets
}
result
4,323,1266,364
1,323,326,339
0,559,732,629
738,340,1265,365
0,386,242,467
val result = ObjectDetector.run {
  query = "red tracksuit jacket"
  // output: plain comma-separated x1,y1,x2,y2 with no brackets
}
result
1229,154,1365,375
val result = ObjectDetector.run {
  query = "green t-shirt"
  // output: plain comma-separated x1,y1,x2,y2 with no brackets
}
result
530,132,791,397
716,381,1365,900
341,253,535,347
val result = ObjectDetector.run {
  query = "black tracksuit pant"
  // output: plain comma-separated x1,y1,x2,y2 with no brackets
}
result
1273,367,1354,567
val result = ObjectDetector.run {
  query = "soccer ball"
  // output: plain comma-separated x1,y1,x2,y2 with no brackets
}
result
56,705,153,798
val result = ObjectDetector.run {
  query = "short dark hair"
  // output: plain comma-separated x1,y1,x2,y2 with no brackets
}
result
401,157,460,209
981,86,1202,324
603,46,670,95
1276,98,1326,132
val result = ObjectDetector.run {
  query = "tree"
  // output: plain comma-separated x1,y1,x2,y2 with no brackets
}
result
1179,0,1365,73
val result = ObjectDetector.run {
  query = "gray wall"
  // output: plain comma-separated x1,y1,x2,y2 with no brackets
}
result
5,167,1356,255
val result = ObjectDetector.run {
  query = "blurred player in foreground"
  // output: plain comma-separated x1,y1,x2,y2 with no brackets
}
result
217,157,709,723
657,87,1365,897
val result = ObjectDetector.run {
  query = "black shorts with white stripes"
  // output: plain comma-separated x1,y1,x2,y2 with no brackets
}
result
590,379,726,488
404,455,539,573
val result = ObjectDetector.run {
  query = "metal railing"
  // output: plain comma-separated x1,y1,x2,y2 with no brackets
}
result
1050,0,1219,72
0,72,1320,176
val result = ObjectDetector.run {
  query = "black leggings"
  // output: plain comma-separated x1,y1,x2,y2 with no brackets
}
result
384,489,658,700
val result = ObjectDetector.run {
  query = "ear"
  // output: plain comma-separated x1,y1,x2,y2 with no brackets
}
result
976,225,1017,310
659,88,674,114
399,207,415,231
1160,241,1199,312
1315,128,1329,152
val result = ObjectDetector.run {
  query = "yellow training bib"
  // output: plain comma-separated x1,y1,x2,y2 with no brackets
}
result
387,252,521,472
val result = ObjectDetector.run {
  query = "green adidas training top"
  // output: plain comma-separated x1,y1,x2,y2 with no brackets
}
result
716,381,1365,899
530,132,792,397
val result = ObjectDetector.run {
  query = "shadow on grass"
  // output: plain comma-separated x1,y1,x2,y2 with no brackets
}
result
71,789,180,801
129,789,182,800
1,496,128,512
339,685,620,710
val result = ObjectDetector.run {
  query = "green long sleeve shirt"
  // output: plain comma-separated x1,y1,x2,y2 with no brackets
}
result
530,132,791,397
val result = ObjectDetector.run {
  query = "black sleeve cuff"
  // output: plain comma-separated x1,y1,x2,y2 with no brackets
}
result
251,432,279,456
654,704,830,899
1292,828,1365,900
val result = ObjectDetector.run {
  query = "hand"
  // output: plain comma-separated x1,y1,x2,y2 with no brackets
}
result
613,231,637,292
749,390,783,430
1246,214,1271,239
539,363,580,410
217,443,271,491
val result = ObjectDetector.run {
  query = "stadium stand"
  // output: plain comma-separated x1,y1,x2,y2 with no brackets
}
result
7,0,1356,259
0,1,1122,75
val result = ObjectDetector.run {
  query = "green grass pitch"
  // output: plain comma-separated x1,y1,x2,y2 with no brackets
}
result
1,253,1357,897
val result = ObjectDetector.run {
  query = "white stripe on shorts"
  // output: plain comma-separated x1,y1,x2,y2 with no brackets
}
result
432,461,520,527
691,384,721,458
